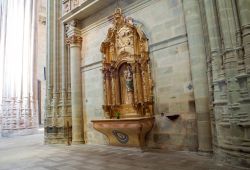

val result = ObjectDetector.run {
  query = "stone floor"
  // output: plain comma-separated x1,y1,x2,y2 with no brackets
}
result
0,133,244,170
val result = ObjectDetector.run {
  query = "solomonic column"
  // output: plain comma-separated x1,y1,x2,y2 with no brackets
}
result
66,20,84,144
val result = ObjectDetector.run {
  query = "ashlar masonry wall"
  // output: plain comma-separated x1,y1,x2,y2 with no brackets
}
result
80,0,198,150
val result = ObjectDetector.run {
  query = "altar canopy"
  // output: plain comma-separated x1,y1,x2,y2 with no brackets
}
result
0,0,37,135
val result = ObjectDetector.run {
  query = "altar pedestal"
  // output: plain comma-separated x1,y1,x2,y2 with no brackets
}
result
91,117,154,148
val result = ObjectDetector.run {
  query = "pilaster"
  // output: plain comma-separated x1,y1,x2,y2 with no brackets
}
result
183,0,212,152
44,0,67,144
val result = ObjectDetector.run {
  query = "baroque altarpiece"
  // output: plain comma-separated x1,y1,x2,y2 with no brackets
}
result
101,8,153,119
92,8,154,147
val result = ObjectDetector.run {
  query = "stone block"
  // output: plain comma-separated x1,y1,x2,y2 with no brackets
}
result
169,101,190,113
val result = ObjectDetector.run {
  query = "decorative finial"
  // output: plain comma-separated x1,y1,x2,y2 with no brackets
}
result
113,8,122,18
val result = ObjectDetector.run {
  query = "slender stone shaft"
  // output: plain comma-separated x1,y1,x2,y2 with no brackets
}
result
52,0,59,120
183,0,212,152
61,25,67,116
46,0,54,110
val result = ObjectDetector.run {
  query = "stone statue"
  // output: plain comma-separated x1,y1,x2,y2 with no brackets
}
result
124,65,134,92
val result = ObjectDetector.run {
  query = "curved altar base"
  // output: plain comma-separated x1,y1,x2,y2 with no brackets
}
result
91,117,155,148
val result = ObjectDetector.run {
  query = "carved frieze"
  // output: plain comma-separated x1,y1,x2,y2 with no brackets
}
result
72,0,79,9
62,0,89,15
62,0,71,14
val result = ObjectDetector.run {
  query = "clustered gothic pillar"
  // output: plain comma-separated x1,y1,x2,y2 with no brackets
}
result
45,0,62,144
183,0,212,152
237,0,250,71
45,1,80,144
66,20,84,144
203,0,222,148
202,0,250,168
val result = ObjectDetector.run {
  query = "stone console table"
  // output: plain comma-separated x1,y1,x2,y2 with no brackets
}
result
91,117,155,148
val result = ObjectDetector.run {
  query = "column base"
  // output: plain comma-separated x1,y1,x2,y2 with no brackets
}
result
197,150,213,156
71,140,85,144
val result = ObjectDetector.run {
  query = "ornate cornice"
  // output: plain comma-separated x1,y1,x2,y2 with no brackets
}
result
65,20,82,45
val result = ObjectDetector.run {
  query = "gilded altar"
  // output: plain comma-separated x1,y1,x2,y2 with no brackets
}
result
92,8,154,148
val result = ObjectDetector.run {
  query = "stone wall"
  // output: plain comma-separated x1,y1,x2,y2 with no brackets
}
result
80,0,198,150
44,0,250,168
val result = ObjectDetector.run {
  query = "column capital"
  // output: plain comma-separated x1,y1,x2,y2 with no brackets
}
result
66,35,82,45
65,20,82,45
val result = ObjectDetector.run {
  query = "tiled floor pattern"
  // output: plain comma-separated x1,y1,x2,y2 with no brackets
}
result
0,134,241,170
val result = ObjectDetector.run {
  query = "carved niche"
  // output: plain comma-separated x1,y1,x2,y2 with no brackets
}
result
101,8,153,118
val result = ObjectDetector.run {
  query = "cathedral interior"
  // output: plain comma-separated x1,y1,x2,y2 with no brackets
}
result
0,0,250,169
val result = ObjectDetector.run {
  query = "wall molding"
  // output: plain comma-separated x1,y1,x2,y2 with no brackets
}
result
81,61,102,73
81,0,154,36
80,34,188,70
149,34,188,53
